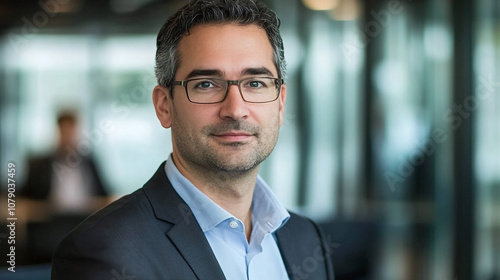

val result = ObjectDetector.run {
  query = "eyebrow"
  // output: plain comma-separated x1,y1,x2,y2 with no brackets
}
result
185,69,224,79
184,67,275,80
241,67,274,77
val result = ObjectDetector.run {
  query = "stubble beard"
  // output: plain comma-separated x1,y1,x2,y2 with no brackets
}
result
172,117,279,178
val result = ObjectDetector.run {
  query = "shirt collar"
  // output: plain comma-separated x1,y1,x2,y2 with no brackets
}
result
164,155,289,233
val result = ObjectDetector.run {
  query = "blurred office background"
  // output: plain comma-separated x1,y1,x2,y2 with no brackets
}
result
0,0,499,279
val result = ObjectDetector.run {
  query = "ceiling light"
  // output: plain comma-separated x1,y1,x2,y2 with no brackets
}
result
302,0,340,11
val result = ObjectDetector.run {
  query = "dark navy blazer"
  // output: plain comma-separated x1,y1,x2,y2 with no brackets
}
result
52,162,334,280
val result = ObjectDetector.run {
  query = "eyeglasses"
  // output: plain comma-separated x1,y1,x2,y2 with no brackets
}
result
172,77,283,104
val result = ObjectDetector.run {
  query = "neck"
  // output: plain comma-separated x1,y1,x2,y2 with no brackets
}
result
172,153,257,240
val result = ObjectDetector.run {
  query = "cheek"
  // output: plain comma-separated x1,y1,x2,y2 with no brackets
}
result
251,107,281,133
172,105,213,132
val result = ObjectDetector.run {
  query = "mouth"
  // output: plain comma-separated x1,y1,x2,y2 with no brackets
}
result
212,131,255,142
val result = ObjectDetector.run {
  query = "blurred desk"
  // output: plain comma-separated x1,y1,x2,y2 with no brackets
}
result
0,196,115,266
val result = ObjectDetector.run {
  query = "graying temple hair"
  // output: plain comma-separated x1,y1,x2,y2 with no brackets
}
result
154,0,287,93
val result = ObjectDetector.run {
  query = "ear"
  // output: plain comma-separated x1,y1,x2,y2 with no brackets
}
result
278,83,287,127
152,85,173,128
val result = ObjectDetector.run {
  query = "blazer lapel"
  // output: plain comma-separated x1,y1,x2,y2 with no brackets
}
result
167,220,226,280
275,225,303,277
143,162,226,280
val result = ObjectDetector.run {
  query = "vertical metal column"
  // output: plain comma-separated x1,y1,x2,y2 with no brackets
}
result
452,0,475,278
362,0,376,203
295,3,313,207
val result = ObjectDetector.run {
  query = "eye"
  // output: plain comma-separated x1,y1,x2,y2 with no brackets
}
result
189,79,224,92
249,80,264,88
245,79,269,89
195,80,216,89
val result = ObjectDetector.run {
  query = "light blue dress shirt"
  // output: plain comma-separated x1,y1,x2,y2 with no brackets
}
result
165,156,290,280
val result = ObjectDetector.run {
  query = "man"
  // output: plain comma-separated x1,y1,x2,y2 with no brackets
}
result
52,0,334,279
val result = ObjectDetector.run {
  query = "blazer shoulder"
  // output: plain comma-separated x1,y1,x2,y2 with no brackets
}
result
55,188,152,251
276,212,335,280
54,162,179,265
73,161,172,233
52,188,169,279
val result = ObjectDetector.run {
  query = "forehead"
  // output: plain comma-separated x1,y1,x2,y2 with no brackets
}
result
176,23,277,78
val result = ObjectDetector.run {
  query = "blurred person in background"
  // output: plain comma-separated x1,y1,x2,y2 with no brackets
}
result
19,110,109,264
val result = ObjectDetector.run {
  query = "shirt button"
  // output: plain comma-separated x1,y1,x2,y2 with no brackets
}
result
229,221,239,228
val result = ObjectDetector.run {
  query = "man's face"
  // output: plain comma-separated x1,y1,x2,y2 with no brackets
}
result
154,23,286,174
58,120,78,148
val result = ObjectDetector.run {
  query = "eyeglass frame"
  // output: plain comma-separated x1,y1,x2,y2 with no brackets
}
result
170,77,285,104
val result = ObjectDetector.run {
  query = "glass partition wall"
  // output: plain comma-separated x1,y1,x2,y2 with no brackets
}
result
474,0,500,279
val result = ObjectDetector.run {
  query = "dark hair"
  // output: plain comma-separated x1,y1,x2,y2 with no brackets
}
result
57,110,78,126
155,0,286,92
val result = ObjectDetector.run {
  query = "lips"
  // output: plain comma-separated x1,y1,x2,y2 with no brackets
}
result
212,131,254,142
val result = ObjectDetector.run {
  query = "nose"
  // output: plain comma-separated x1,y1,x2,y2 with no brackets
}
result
219,84,249,121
